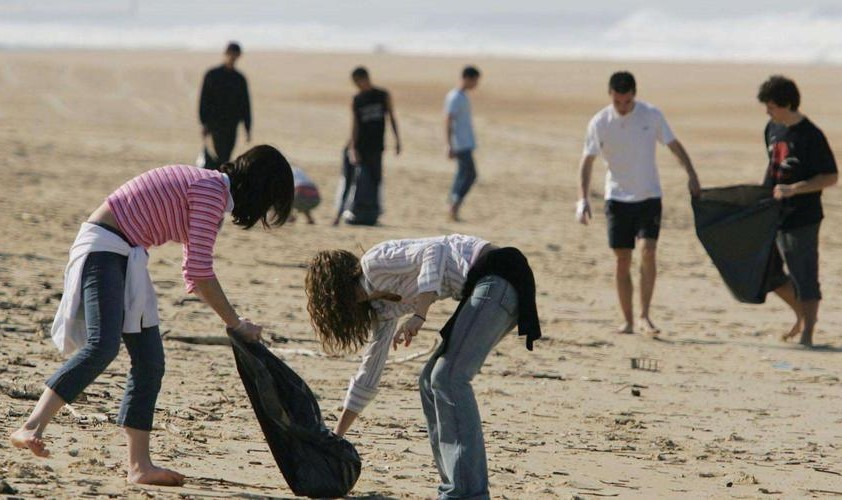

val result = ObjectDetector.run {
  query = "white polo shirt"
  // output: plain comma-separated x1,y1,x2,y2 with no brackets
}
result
583,101,675,202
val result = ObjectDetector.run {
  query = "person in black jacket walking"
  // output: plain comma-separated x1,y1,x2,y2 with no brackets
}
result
199,42,252,167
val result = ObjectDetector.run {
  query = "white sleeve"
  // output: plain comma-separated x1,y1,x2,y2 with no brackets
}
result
583,117,601,156
416,243,447,296
444,91,459,116
656,109,676,145
343,318,398,414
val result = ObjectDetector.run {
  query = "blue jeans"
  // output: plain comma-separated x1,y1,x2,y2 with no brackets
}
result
419,275,518,500
46,252,165,431
450,150,477,205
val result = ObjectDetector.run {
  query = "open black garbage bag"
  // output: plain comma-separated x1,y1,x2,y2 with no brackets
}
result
228,332,362,498
692,185,785,304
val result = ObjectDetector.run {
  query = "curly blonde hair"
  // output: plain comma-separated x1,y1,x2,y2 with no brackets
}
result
305,250,373,354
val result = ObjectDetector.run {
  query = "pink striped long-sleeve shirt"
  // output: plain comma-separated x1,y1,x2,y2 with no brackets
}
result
107,165,230,292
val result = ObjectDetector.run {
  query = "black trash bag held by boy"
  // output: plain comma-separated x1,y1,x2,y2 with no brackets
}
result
691,185,786,304
227,332,362,498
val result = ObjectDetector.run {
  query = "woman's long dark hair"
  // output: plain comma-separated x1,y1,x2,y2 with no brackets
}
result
220,145,294,229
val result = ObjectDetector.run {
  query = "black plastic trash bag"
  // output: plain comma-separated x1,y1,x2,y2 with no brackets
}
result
692,185,785,304
228,332,362,498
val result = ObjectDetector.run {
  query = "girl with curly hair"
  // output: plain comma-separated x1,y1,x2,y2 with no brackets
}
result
305,234,541,500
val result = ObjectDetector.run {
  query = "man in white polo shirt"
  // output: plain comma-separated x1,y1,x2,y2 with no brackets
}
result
576,71,701,334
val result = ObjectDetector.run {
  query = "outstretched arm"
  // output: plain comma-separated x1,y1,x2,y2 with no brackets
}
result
386,94,401,155
577,154,596,224
667,139,701,197
349,102,360,164
334,318,398,436
192,278,262,341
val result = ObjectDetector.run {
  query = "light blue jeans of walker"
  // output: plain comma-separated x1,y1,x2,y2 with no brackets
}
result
419,275,519,500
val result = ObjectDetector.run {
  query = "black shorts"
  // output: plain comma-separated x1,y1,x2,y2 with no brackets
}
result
605,198,662,249
769,223,822,301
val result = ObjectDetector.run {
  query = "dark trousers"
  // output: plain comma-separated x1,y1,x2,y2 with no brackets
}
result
342,149,383,225
450,150,477,205
776,223,822,301
46,252,165,431
210,124,238,164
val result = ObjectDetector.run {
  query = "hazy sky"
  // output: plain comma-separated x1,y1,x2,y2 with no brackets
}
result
3,0,842,24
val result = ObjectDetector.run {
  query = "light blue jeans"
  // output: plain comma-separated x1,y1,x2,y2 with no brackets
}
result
419,275,518,500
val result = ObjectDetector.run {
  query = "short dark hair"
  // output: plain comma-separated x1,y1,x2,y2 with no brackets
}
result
462,65,480,79
351,66,369,81
609,71,636,94
225,42,242,55
757,75,800,111
220,145,294,229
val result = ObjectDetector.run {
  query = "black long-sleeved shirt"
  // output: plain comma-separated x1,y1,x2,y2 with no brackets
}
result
199,65,251,131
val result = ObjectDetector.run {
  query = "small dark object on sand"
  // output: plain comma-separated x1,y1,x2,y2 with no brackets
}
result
0,480,18,495
631,388,641,397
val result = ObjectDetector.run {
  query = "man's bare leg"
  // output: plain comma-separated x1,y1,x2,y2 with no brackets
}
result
639,238,660,335
799,299,818,347
774,282,803,341
614,248,634,333
125,427,185,486
9,386,66,458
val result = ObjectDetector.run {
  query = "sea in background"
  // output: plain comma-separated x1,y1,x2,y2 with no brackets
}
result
2,0,842,63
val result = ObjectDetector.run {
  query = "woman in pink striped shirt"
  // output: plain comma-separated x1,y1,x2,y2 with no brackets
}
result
10,145,294,487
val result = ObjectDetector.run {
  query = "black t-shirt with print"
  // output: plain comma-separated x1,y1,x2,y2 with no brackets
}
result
353,88,389,154
763,118,837,230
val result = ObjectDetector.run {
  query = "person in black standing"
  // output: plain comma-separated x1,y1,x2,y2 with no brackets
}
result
334,67,400,225
758,75,837,347
199,42,251,169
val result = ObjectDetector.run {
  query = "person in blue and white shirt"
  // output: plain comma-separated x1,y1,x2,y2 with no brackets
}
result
445,66,481,221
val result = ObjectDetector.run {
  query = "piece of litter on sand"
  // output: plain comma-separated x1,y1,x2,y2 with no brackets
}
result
385,340,438,365
630,357,660,372
758,488,782,495
772,361,796,371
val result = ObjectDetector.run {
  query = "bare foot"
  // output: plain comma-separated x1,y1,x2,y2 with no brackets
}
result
128,465,185,487
640,317,660,336
616,322,634,334
781,319,802,342
799,332,813,348
448,205,461,222
10,427,50,457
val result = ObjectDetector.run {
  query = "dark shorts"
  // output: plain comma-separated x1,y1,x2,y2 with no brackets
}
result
605,198,662,249
770,223,822,301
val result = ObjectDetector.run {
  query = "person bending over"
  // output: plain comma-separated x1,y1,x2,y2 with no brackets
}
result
305,234,540,500
10,145,294,486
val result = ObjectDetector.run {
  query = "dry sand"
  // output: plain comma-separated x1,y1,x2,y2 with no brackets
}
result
1,50,841,499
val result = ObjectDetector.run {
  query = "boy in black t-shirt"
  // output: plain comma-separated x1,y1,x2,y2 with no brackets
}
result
334,66,401,226
758,75,838,346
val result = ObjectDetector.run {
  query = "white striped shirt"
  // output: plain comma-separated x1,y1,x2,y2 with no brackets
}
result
344,234,490,414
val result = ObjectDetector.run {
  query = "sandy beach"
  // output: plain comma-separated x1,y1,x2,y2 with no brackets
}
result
1,49,841,498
